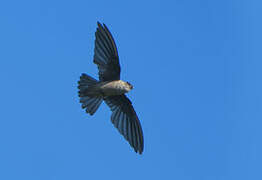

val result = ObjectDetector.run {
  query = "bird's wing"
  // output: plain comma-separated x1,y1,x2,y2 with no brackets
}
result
94,22,121,82
104,95,144,154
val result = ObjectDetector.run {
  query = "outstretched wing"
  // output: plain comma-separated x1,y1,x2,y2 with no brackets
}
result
94,22,120,82
104,95,144,154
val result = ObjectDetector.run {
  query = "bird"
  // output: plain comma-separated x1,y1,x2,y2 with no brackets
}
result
78,22,144,154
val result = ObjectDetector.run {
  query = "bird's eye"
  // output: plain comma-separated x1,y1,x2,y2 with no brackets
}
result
126,82,133,89
126,81,131,86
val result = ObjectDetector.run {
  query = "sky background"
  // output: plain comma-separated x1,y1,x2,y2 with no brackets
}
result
0,0,261,179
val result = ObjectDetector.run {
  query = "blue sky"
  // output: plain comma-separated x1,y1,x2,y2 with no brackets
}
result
0,0,261,179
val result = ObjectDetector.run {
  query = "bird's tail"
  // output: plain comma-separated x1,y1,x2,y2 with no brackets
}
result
78,73,103,115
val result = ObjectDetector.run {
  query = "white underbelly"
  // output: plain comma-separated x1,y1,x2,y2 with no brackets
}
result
100,81,128,96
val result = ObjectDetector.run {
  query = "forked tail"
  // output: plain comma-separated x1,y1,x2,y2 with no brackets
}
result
78,73,103,115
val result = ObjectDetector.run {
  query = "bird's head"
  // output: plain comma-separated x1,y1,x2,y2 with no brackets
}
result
124,81,133,91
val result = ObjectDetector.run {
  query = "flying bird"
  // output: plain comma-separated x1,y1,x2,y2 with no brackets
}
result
78,22,144,154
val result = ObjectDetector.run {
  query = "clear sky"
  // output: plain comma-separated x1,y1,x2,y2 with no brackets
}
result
0,0,261,179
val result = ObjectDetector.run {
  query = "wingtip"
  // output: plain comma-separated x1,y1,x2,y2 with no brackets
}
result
136,147,143,155
97,21,109,30
134,148,143,155
97,21,102,26
97,21,103,29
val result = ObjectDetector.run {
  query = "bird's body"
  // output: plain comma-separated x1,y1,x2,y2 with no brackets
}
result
78,22,144,154
99,80,133,95
80,80,132,97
